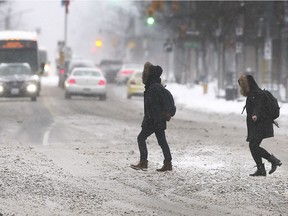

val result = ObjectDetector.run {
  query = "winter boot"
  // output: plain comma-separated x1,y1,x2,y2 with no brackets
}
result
268,154,282,175
130,160,148,171
156,161,172,172
249,163,266,177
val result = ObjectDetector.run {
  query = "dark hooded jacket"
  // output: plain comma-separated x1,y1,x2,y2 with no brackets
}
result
142,65,166,130
239,74,274,141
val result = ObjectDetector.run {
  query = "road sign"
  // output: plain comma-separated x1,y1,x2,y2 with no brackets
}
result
184,41,200,49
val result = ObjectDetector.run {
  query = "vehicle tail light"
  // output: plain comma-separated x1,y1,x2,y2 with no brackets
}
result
60,69,65,75
130,80,136,85
121,70,133,75
98,80,106,86
68,79,76,84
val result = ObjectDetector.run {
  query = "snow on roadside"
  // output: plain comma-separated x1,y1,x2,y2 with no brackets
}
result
166,81,288,117
41,75,288,118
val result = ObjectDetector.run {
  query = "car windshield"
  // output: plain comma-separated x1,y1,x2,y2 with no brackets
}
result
134,72,142,78
0,65,32,76
101,64,121,71
73,70,101,77
68,60,95,73
123,64,142,70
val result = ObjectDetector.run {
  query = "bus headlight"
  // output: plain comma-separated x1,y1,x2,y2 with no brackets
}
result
44,64,50,73
0,85,4,93
26,84,37,93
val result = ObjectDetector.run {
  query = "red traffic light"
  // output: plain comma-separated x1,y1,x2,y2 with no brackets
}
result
61,0,70,14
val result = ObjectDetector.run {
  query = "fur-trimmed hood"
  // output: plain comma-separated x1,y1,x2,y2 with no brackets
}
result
142,62,163,85
238,74,260,97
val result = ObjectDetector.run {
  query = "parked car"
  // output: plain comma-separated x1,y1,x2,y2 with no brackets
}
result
115,63,142,85
127,70,144,99
0,63,39,101
99,59,122,83
64,67,107,100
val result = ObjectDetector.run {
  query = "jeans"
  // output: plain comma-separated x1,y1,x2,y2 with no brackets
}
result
137,126,172,162
249,139,271,165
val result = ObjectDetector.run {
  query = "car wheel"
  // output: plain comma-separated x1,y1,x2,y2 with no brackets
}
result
65,92,71,99
127,94,132,99
31,96,37,102
99,94,106,101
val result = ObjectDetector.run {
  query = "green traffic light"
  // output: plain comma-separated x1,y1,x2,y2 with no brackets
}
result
146,17,155,25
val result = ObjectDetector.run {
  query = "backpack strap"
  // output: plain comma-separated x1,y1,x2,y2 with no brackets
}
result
273,120,279,128
241,105,246,114
241,102,279,128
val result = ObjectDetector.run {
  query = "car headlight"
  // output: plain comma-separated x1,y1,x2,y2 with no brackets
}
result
33,75,40,81
26,84,37,93
44,64,50,72
0,85,4,93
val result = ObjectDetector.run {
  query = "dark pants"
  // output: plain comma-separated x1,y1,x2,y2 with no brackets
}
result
137,127,172,162
249,139,271,165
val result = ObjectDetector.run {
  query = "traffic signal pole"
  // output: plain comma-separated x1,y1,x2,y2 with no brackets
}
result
58,0,70,88
64,8,67,46
63,0,70,47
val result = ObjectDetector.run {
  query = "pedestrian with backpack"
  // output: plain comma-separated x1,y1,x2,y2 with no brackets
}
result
238,74,282,176
131,62,174,172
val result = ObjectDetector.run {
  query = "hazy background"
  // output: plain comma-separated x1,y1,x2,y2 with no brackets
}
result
5,0,135,74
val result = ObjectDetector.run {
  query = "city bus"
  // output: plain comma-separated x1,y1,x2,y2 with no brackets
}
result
0,30,42,94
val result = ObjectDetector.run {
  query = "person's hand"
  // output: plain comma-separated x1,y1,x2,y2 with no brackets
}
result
162,112,171,121
252,115,257,122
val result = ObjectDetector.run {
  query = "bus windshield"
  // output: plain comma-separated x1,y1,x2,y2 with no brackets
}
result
0,31,39,74
0,49,38,72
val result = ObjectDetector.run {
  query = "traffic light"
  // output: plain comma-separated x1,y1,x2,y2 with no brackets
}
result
95,39,102,48
151,1,163,11
145,1,164,26
171,1,179,12
61,0,70,14
146,8,155,25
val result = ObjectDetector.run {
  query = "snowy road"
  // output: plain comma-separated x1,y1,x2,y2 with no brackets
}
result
0,83,287,215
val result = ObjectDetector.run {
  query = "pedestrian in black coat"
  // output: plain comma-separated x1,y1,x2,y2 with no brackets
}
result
131,62,172,171
238,74,282,176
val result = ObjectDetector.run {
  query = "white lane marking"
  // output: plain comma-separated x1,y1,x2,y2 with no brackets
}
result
43,122,55,146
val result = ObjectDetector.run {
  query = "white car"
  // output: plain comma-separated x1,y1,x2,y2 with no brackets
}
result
64,67,107,100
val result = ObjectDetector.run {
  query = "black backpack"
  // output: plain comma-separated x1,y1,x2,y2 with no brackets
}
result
241,89,280,127
262,89,280,127
157,83,176,121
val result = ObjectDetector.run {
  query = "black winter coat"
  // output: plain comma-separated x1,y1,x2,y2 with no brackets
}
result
244,76,274,142
142,80,166,131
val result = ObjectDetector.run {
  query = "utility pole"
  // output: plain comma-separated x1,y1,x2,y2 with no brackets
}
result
216,13,224,97
264,1,273,90
62,0,70,47
0,0,32,31
163,38,173,81
4,4,11,30
235,2,245,84
58,0,70,88
256,16,264,86
284,1,288,101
